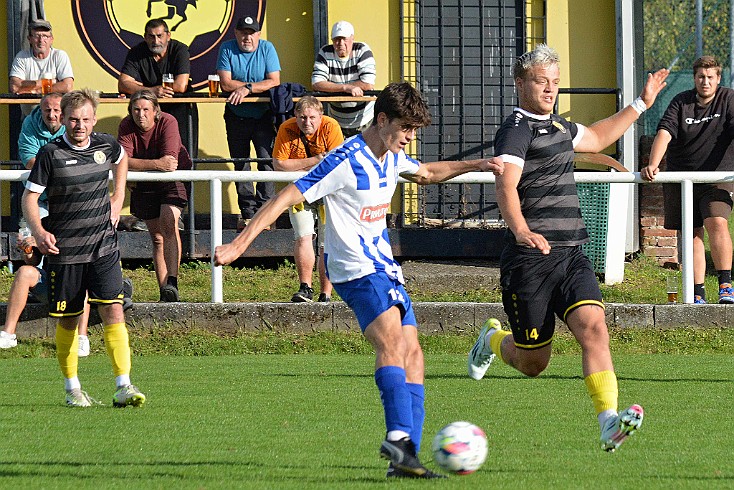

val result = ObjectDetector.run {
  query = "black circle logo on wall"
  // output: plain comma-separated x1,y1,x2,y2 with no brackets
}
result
72,0,265,90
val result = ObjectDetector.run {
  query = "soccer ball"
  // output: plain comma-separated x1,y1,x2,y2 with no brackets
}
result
431,421,488,474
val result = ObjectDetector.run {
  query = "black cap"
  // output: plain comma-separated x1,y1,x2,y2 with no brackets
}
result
29,19,52,31
235,16,260,32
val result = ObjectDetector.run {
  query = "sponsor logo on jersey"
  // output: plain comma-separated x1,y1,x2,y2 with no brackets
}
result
94,151,107,164
685,113,721,125
360,203,389,222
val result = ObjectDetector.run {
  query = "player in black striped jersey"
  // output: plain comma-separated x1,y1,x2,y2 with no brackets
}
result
23,88,145,408
469,44,668,452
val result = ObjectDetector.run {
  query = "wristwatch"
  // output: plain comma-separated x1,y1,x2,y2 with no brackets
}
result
245,83,253,93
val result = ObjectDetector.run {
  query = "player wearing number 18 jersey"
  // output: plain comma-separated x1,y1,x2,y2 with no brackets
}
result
23,89,145,408
216,82,504,478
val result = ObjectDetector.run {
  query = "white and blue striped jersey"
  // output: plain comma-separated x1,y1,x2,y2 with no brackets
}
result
294,135,420,284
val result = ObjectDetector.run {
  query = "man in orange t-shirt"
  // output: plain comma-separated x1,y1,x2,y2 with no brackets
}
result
273,96,344,302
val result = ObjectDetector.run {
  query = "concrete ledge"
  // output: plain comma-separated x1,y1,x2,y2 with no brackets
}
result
2,302,731,340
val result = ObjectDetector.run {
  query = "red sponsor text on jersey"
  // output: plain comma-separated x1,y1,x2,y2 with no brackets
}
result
360,203,390,222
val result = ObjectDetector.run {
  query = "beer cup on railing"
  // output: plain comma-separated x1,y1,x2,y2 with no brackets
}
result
40,73,53,95
162,73,174,89
208,74,220,97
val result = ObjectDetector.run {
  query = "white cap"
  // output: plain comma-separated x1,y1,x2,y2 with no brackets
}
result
331,21,354,39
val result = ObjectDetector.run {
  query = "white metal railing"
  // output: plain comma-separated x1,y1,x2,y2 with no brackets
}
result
2,169,732,303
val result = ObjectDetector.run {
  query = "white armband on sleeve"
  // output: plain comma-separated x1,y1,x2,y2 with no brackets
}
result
572,124,586,148
25,181,46,194
500,154,525,169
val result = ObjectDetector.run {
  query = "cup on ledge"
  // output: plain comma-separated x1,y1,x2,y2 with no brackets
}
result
162,73,174,90
40,73,53,95
208,74,220,97
666,276,678,304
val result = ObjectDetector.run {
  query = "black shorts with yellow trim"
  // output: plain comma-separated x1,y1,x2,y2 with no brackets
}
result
500,244,603,350
46,249,124,318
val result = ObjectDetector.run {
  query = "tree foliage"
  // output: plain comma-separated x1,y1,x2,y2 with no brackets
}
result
644,0,731,71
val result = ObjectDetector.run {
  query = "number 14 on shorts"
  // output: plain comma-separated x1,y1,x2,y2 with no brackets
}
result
388,288,405,302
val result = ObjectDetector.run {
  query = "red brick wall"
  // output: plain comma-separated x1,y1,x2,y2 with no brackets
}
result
638,135,679,267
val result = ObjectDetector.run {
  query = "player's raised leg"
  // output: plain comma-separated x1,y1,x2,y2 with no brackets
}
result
567,305,643,452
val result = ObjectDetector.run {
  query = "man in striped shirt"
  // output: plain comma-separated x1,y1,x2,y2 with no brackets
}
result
311,21,376,137
22,88,145,409
468,44,669,453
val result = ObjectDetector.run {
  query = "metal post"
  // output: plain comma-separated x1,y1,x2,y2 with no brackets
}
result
187,104,196,258
681,180,694,304
210,178,223,303
696,0,703,58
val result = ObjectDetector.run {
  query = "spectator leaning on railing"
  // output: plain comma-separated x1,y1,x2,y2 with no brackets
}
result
118,89,191,303
641,55,734,305
117,18,198,157
9,19,74,117
311,20,376,137
272,96,344,303
216,16,281,230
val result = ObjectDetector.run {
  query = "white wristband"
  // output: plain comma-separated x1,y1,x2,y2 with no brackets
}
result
630,97,647,115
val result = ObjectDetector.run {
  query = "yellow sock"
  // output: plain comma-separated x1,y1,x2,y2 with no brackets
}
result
489,329,511,364
584,370,618,414
56,323,78,379
104,322,131,377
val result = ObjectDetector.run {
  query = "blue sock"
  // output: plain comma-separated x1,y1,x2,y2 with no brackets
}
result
407,383,425,452
374,366,413,436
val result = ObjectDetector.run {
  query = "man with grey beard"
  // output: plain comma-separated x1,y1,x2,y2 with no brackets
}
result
118,18,197,155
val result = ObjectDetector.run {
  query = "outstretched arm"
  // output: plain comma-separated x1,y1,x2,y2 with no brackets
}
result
576,68,669,153
402,158,504,185
214,184,306,266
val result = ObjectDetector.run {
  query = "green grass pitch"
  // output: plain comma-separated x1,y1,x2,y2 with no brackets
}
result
0,353,731,488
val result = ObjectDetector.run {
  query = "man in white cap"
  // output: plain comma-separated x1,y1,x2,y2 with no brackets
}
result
9,19,74,116
312,20,376,137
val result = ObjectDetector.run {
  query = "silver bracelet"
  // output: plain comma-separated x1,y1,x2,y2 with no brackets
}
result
630,96,647,115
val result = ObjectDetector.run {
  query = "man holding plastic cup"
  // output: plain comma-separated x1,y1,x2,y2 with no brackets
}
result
9,19,74,115
118,18,198,155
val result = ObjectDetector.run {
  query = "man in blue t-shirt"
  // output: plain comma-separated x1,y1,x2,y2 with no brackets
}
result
216,16,281,226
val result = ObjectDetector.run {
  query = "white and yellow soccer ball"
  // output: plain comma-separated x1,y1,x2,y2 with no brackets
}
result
431,421,488,474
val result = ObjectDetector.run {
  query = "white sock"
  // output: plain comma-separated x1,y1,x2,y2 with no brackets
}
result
116,374,131,388
78,335,88,340
65,377,81,391
387,430,410,441
598,409,617,429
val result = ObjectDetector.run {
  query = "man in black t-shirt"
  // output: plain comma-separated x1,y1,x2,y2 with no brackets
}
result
642,56,734,305
22,89,146,409
118,18,198,155
468,44,669,454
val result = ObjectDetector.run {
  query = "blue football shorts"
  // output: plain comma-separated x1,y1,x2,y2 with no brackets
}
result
333,272,417,332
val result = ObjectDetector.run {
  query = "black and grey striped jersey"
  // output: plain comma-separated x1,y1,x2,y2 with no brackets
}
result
27,132,124,264
495,109,589,247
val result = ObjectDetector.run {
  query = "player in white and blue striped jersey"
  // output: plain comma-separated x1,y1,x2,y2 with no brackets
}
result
215,82,503,478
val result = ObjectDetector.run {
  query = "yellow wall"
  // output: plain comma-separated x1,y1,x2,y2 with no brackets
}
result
546,0,617,127
1,1,401,217
2,0,620,216
327,1,403,87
